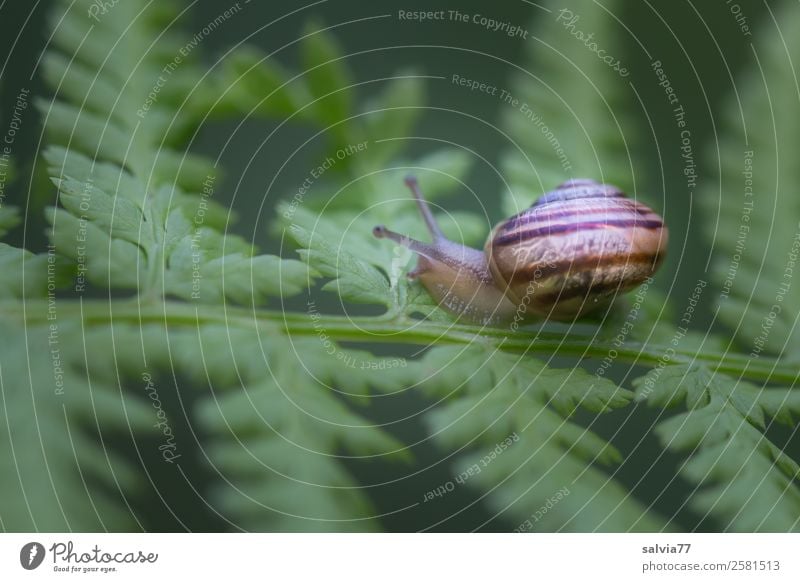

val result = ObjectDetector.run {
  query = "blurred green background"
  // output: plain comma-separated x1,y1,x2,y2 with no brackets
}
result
1,0,789,531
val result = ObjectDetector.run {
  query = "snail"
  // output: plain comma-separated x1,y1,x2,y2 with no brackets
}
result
373,176,667,324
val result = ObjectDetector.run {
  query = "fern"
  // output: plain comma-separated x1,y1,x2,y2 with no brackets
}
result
635,365,800,531
280,148,481,318
419,346,667,531
642,1,800,532
41,0,306,303
0,0,409,532
1,0,799,533
700,1,800,362
76,322,410,531
0,325,155,530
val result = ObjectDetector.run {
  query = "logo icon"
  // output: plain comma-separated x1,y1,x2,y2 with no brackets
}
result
20,542,45,570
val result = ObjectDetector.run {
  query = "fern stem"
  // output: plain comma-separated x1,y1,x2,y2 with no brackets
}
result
4,299,796,385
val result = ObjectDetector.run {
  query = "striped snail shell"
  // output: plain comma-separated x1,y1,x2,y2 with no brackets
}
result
373,177,667,324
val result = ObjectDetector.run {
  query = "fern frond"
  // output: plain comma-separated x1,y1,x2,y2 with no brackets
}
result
44,146,308,303
419,346,667,531
0,206,72,299
281,149,481,317
215,46,313,119
5,0,796,535
41,0,313,304
0,324,155,530
635,364,800,531
299,20,354,129
0,243,72,300
41,0,223,190
700,1,800,361
76,321,411,532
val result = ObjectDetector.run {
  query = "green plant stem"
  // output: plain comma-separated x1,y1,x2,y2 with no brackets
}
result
4,299,796,385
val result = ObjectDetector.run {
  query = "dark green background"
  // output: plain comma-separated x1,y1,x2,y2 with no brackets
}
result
1,0,786,531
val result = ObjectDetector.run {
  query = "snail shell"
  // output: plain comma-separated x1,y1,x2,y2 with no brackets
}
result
487,179,668,320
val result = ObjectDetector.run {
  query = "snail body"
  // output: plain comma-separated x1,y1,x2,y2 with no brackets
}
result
373,177,667,324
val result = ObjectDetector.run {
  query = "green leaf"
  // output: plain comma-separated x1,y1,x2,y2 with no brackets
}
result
44,146,309,304
46,206,144,289
300,20,353,126
183,324,408,531
634,364,800,531
290,147,474,216
0,243,72,299
420,346,666,531
362,72,425,165
0,323,155,530
288,223,391,307
40,0,316,307
40,0,220,192
217,48,311,117
279,147,480,317
700,1,800,361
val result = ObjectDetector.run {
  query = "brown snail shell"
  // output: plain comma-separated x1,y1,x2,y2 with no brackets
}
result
487,179,667,320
